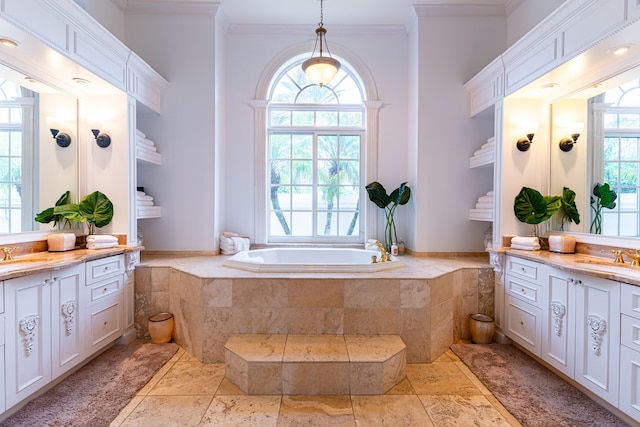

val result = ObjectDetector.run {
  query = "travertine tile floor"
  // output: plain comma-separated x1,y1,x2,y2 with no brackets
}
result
109,346,522,427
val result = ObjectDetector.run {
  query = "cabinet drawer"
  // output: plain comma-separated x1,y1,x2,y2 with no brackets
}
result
506,256,541,282
88,300,122,350
505,295,541,357
622,314,640,353
506,275,542,307
89,276,122,304
621,283,640,320
86,255,125,285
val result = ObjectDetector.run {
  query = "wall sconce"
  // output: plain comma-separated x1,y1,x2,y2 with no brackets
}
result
559,122,584,152
47,117,71,148
516,123,538,152
88,119,111,148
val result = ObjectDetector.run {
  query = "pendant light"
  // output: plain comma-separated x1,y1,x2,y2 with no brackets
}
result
302,0,340,87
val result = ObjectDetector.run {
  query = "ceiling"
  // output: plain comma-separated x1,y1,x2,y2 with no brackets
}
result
186,0,510,26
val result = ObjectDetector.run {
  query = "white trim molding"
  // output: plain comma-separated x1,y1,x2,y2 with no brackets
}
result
126,1,220,15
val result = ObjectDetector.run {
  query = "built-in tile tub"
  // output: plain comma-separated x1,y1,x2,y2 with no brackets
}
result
224,248,403,273
134,256,494,364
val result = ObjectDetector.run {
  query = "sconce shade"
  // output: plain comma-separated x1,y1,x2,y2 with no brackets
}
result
92,129,111,148
50,128,71,148
302,0,340,87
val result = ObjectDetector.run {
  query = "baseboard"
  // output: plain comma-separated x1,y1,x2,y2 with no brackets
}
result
116,328,137,345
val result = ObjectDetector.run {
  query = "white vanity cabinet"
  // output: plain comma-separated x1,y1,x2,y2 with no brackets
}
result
619,283,640,423
541,266,620,405
84,255,125,356
504,256,544,357
4,272,53,408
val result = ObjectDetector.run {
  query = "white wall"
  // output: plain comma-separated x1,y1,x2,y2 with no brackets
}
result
223,27,409,243
409,7,506,252
506,0,565,47
125,5,219,251
85,0,126,42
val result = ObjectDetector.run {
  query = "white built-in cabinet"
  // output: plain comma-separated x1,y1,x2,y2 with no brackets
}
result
503,255,630,417
2,255,125,414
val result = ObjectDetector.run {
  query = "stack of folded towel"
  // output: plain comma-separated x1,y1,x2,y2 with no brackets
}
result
472,137,495,157
87,234,119,250
470,190,494,218
137,189,156,207
136,129,159,156
510,236,540,251
220,231,250,255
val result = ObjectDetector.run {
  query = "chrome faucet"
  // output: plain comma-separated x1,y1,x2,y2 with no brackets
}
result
367,241,389,262
622,250,640,267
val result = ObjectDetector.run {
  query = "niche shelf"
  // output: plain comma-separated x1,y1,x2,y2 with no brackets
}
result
137,205,161,219
469,136,494,168
135,129,161,165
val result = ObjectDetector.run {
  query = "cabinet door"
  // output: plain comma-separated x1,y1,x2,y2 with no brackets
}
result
4,272,52,409
542,267,575,378
505,294,542,357
51,264,85,379
85,274,124,356
574,274,620,405
620,345,640,424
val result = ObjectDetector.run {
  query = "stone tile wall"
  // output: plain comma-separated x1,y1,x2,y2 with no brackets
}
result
134,265,494,363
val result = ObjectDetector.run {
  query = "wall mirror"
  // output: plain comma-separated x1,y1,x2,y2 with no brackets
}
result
0,61,78,234
550,65,640,238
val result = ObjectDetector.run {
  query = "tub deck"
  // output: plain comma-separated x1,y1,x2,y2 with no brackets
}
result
134,255,494,363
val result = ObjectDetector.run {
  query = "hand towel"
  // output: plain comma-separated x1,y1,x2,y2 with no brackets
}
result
136,194,154,201
136,143,157,152
487,191,494,196
478,195,494,203
137,200,154,206
510,242,540,251
87,241,118,249
475,202,493,209
511,236,539,246
136,129,145,138
86,235,118,243
231,236,250,252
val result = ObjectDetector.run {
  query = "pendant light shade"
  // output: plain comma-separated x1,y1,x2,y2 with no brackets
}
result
302,0,340,87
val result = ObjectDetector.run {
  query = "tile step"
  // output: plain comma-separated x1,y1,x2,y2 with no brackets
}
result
224,334,406,395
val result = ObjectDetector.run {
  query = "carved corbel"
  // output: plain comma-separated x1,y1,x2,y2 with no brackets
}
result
61,300,77,336
550,301,566,337
19,314,40,357
587,315,607,356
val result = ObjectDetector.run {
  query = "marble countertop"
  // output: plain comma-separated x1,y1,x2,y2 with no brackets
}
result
0,247,129,280
491,247,640,286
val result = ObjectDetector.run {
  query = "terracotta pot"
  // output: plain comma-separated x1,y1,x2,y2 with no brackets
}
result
469,314,495,344
148,312,174,344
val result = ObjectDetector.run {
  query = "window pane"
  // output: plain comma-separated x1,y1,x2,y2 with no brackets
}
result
9,108,21,124
292,134,312,158
271,135,291,158
292,111,313,126
620,138,638,160
619,113,640,128
271,160,291,185
291,211,312,236
339,111,363,127
10,157,21,182
317,185,338,210
0,108,8,124
338,211,359,236
334,77,363,103
292,161,312,185
291,186,312,210
318,160,338,183
340,135,360,159
10,132,21,156
0,208,8,233
318,135,338,159
604,137,618,160
0,132,9,156
619,213,638,236
604,113,618,128
296,86,338,104
271,186,291,210
316,211,337,236
0,158,8,181
270,211,291,236
603,162,618,186
619,189,638,211
619,162,638,188
338,185,359,209
338,161,359,186
317,111,338,126
270,111,291,126
601,211,618,235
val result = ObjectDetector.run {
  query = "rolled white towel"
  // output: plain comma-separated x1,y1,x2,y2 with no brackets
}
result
138,200,154,206
231,236,250,252
478,195,494,203
511,236,539,246
487,136,495,144
137,194,154,201
136,129,145,138
487,191,494,196
87,241,118,250
475,202,493,209
86,235,118,244
510,242,540,251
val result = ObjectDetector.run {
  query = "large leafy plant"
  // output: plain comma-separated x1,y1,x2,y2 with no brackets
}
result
513,187,561,237
35,191,114,235
35,190,73,228
365,181,411,251
558,187,581,230
590,182,617,234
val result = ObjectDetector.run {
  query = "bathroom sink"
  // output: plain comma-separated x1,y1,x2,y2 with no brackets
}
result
574,259,635,269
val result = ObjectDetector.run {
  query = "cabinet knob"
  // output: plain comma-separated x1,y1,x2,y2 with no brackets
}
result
103,267,109,272
521,288,526,294
103,288,108,293
520,321,524,326
103,321,108,326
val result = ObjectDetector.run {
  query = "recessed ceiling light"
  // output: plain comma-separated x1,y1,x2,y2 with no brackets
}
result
0,38,18,47
609,44,633,55
72,77,91,85
542,83,558,90
24,77,39,84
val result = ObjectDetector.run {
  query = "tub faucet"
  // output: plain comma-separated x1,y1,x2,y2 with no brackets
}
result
367,242,389,262
622,250,640,266
2,247,16,261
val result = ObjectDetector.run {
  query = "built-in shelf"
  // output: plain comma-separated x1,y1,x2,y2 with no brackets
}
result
469,189,494,222
469,152,493,168
137,206,161,219
136,146,162,165
469,209,493,222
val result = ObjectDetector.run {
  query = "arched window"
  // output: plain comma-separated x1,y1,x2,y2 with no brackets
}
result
266,57,366,243
592,78,640,236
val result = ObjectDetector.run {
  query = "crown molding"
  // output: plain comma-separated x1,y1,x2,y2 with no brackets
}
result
413,4,506,18
126,1,219,15
227,23,406,36
109,0,127,12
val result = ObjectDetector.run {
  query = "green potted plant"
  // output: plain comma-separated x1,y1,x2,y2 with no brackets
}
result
590,182,617,234
35,190,74,229
37,190,114,235
513,186,561,238
365,181,411,251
